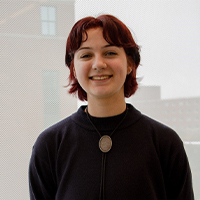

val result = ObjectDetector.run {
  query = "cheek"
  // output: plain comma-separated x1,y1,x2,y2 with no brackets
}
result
114,60,128,77
74,60,83,75
74,63,89,83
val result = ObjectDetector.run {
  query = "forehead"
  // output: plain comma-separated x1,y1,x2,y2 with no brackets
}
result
82,27,104,41
78,27,110,50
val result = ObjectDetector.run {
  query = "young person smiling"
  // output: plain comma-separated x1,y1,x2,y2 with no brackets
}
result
73,27,132,117
29,15,194,200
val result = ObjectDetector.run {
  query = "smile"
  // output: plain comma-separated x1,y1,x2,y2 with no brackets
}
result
90,75,112,80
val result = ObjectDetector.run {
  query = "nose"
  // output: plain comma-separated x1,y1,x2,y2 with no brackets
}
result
92,55,107,72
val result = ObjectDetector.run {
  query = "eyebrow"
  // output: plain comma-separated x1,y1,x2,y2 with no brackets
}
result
77,44,116,52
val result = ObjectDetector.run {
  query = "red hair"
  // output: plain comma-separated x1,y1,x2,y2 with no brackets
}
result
65,14,140,101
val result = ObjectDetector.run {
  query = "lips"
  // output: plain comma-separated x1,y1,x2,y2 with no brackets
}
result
90,75,113,80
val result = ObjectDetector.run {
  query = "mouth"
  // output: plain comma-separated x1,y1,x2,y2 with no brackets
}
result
89,75,113,80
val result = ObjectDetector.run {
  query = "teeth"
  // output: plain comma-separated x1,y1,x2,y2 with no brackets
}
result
92,76,110,80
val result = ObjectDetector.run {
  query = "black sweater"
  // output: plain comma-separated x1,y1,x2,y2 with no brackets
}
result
29,104,194,200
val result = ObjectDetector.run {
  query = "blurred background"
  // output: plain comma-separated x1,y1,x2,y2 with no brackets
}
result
1,0,200,199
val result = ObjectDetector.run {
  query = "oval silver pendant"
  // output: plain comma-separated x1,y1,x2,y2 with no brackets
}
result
99,135,112,153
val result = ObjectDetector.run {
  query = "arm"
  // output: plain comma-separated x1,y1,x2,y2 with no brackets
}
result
166,143,194,200
29,142,57,199
160,131,194,200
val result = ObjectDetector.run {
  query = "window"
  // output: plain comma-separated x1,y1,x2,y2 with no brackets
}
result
43,71,60,128
40,6,56,35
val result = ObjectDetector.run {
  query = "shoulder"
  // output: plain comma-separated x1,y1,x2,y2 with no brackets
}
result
32,106,87,154
139,113,186,162
128,104,184,154
137,113,189,173
32,112,78,158
142,114,182,143
36,116,72,145
128,104,181,139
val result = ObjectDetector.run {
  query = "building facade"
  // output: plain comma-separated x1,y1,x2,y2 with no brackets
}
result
129,86,200,141
1,1,76,199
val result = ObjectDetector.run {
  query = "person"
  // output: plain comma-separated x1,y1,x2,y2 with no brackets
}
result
29,14,194,200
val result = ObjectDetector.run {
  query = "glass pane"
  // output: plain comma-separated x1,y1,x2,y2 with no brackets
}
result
43,71,60,128
40,6,48,21
41,21,48,35
49,22,56,35
48,6,56,21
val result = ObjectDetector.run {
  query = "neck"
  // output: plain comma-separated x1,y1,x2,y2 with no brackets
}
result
87,95,126,117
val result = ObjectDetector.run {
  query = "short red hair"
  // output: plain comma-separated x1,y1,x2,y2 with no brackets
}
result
65,14,140,101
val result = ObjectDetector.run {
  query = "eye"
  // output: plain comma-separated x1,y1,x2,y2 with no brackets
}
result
80,54,92,59
105,51,117,56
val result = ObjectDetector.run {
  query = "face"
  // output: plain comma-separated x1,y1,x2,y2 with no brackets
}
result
73,27,132,102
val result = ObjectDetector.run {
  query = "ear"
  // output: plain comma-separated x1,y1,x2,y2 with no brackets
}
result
127,66,132,75
126,56,133,75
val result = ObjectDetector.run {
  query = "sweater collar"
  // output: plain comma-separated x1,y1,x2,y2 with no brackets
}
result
71,104,142,132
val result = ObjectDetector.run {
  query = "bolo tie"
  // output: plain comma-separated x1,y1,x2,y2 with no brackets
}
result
86,107,128,200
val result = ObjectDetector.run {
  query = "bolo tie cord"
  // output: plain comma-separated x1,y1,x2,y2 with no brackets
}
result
99,153,107,200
